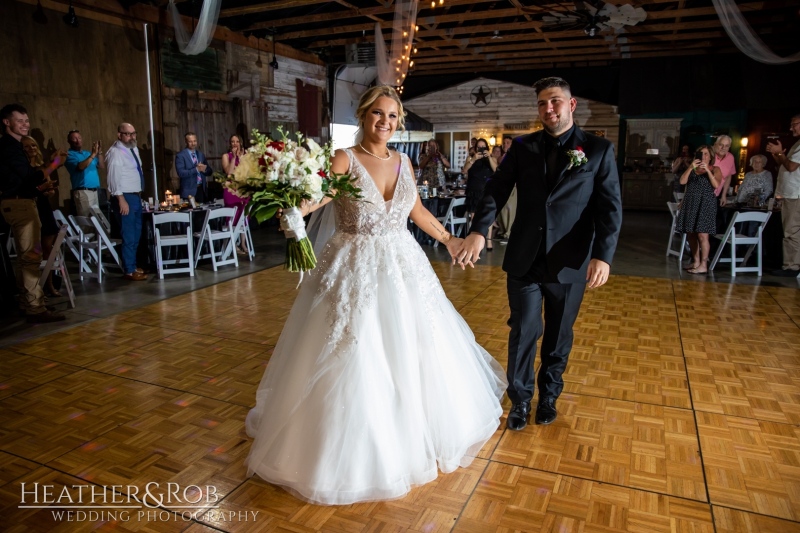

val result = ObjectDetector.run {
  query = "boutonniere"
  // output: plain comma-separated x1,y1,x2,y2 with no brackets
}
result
566,146,588,170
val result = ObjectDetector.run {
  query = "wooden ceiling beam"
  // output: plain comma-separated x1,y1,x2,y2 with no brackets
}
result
411,30,726,58
411,39,715,65
307,17,732,49
411,47,719,75
219,0,328,19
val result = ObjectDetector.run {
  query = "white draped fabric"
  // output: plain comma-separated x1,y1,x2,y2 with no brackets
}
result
375,0,419,87
713,0,800,64
168,0,221,56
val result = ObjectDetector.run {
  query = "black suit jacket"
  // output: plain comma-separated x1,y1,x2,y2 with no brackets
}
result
469,127,622,283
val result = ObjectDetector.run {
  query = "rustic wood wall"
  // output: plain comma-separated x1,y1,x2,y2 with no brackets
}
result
0,0,154,204
404,77,620,155
2,0,328,202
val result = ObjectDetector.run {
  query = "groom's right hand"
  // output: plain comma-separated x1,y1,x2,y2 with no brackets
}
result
453,233,486,270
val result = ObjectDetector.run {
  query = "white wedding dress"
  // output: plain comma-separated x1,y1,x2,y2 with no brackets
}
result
245,149,507,505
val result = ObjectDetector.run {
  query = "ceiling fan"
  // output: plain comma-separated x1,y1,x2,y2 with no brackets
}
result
528,1,647,37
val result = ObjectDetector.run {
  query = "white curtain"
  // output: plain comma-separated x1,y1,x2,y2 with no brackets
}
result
375,0,418,86
713,0,800,64
168,0,221,56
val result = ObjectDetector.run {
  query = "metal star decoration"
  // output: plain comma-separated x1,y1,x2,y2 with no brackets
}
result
470,85,492,107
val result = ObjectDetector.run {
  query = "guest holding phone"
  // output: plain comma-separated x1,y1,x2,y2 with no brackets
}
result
674,146,722,274
462,138,497,250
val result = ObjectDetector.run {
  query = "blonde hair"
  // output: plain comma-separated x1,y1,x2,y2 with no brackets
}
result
22,136,44,167
355,86,406,135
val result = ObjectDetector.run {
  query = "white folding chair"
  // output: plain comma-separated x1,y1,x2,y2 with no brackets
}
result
232,214,255,261
53,209,90,271
152,212,195,279
674,191,685,203
666,201,688,262
70,215,121,281
38,225,75,308
90,206,112,234
434,197,468,247
709,211,772,277
193,207,239,271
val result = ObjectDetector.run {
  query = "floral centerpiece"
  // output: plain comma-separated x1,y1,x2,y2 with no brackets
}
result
225,128,361,275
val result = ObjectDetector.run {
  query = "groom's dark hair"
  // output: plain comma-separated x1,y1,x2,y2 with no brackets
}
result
533,77,571,96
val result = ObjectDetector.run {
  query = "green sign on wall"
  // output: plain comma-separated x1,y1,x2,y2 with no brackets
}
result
161,39,223,92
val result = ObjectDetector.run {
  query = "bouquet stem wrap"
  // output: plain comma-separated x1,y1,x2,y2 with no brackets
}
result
280,207,317,284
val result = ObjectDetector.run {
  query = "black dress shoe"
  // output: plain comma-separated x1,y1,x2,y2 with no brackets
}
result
506,401,531,431
535,397,557,425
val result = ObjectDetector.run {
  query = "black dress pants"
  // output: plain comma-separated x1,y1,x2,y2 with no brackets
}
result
506,273,585,403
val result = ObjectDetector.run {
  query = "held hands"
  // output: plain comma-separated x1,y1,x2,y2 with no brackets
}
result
196,163,207,173
451,233,485,270
586,259,610,289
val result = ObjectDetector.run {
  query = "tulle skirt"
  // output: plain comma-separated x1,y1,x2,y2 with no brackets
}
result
245,230,507,505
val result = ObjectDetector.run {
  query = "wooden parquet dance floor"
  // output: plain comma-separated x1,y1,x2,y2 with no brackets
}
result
1,263,799,532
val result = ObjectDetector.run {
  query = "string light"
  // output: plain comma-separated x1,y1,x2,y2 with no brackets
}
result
431,1,435,7
415,25,419,31
413,47,418,54
403,31,408,37
409,60,414,67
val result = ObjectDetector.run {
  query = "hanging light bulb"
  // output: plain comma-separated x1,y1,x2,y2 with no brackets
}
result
32,0,48,24
440,0,444,4
413,47,418,54
255,37,263,68
431,1,435,7
415,25,419,31
62,1,78,27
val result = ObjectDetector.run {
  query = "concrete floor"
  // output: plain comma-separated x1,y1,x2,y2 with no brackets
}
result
1,210,797,347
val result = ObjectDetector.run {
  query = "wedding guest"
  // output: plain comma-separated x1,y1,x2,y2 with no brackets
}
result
418,139,450,189
736,154,773,205
462,138,497,250
491,145,503,164
221,133,249,255
244,85,505,505
176,132,212,203
455,77,622,429
766,113,800,276
0,103,66,322
22,136,61,297
106,122,146,281
500,136,513,163
675,146,722,274
671,144,692,195
65,129,104,217
468,137,478,157
712,135,736,206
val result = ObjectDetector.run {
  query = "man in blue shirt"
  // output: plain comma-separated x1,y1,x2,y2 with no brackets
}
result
175,132,212,203
65,130,105,217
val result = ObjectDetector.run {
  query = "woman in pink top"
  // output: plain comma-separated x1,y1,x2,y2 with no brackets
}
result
712,135,737,206
221,134,249,255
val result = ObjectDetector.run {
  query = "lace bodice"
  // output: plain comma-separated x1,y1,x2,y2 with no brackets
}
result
334,149,416,236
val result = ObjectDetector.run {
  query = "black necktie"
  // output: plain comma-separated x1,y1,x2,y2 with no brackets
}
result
130,148,145,191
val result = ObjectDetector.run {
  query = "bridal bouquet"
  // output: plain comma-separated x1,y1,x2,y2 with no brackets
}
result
225,128,361,274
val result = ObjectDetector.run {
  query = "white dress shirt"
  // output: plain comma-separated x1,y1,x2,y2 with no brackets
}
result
776,139,800,199
106,141,143,195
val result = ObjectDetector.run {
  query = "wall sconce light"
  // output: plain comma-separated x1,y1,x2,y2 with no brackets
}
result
737,135,749,181
489,135,496,146
63,1,78,27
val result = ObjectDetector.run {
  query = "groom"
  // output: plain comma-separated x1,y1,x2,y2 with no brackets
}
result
456,77,622,430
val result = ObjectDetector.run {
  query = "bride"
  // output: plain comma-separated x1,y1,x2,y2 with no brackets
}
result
244,86,507,505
